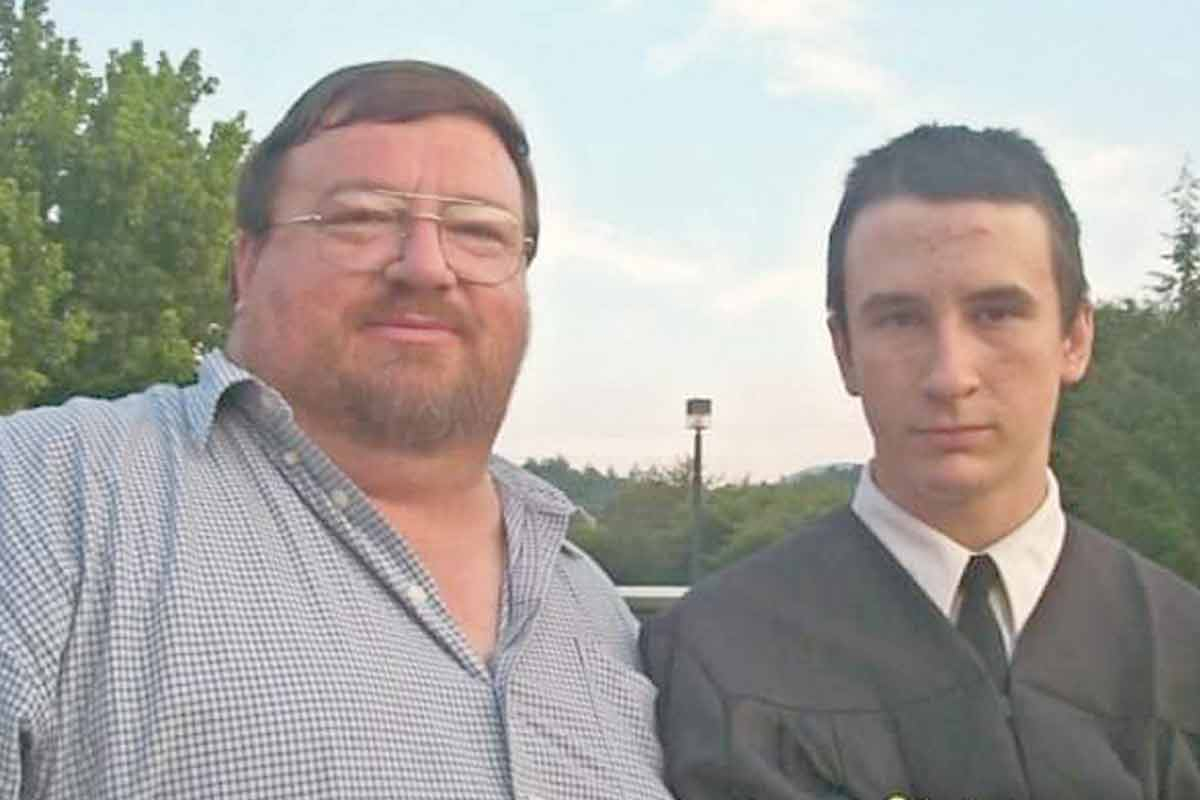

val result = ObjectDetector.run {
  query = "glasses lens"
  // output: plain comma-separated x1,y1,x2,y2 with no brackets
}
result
308,190,525,282
315,190,407,270
441,202,524,283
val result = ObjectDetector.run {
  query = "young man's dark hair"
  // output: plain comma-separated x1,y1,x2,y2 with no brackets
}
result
826,124,1086,330
236,59,539,260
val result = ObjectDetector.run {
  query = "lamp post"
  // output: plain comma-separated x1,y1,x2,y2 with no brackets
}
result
685,397,712,585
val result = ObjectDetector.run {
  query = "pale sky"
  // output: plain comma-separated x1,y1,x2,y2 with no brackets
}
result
54,1,1199,481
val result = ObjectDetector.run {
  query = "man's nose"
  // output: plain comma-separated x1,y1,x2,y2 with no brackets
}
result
381,215,457,288
922,320,980,401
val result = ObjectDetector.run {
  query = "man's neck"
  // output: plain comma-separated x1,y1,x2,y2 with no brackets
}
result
872,464,1050,552
907,489,1046,552
300,418,508,661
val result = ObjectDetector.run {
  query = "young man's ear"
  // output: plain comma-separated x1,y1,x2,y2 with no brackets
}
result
1061,301,1095,386
828,314,861,397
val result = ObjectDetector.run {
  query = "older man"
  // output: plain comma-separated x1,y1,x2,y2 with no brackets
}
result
642,125,1200,799
1,61,669,799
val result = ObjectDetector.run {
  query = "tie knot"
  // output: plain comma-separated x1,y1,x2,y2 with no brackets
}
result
960,554,1000,600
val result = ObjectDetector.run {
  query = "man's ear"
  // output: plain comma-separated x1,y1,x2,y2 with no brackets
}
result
229,231,265,312
1061,301,1095,386
828,314,861,397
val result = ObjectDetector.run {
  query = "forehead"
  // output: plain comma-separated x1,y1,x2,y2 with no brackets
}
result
842,196,1055,303
277,114,523,209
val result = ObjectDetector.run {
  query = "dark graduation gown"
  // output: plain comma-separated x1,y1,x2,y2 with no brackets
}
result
640,508,1200,800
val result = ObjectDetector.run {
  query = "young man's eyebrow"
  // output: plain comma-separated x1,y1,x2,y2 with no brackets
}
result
965,284,1037,308
857,291,924,316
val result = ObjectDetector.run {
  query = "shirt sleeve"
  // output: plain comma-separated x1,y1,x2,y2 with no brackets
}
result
0,647,46,799
0,411,86,797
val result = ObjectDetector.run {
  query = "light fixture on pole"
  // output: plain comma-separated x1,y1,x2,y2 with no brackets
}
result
685,397,712,585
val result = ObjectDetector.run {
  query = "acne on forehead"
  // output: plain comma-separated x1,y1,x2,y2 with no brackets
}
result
843,198,1058,314
910,223,998,253
850,198,1052,257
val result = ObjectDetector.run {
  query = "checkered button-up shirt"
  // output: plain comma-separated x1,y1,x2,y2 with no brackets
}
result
0,351,671,799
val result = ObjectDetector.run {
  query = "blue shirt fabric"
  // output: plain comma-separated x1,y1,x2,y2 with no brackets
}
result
0,351,670,799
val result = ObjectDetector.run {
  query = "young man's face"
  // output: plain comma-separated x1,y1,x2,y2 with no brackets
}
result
830,196,1093,531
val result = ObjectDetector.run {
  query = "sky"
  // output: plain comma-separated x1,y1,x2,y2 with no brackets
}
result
52,1,1199,482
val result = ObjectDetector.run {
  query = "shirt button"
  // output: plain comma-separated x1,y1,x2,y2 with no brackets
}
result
282,450,299,466
329,489,351,509
404,584,429,606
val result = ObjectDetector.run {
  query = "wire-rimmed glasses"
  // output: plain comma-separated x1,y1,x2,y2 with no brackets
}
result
272,188,533,286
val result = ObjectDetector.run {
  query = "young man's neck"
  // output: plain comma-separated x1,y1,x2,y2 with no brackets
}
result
874,465,1050,552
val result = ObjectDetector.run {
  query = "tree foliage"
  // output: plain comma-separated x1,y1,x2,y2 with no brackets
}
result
1054,161,1200,587
1150,161,1200,322
547,457,853,585
0,0,250,410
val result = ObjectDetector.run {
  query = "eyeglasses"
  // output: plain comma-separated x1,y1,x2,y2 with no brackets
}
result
271,188,534,286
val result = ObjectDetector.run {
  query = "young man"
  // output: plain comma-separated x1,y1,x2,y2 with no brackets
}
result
1,61,670,799
642,125,1200,799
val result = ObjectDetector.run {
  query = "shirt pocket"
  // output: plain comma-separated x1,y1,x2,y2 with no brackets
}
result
574,638,668,799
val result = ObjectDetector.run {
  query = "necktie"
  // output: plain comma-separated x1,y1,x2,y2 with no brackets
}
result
957,555,1009,691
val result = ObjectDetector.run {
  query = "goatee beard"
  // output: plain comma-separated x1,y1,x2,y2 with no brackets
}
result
337,358,518,453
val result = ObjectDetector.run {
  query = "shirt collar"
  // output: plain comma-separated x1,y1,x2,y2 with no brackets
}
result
187,349,257,445
189,350,578,520
851,465,1065,640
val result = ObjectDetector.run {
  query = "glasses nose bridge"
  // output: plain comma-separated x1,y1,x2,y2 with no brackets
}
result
401,207,450,246
388,205,457,277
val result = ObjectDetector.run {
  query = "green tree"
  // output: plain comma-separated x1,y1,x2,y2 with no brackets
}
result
706,472,853,570
0,0,94,411
522,455,622,515
0,0,250,409
0,177,89,411
569,462,693,585
1150,161,1200,322
1055,303,1200,585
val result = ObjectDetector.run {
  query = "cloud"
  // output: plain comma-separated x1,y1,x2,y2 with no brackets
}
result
541,213,709,286
648,0,902,112
712,267,816,317
539,205,828,319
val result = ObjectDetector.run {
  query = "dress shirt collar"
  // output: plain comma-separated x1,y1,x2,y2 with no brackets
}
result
190,349,577,521
190,348,255,443
851,465,1065,644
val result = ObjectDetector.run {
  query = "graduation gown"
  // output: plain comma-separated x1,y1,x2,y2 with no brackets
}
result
640,509,1200,800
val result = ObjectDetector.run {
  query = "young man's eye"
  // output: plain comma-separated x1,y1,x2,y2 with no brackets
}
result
878,310,920,328
975,306,1018,324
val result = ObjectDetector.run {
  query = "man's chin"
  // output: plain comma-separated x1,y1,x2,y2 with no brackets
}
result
336,372,511,450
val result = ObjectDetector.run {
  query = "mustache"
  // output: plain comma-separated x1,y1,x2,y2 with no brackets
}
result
354,296,473,333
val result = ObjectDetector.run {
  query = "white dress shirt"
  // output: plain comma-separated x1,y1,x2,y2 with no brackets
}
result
851,466,1066,657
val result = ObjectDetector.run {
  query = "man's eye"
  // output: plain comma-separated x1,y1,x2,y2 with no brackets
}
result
328,208,401,226
878,311,920,328
448,221,507,243
975,306,1016,324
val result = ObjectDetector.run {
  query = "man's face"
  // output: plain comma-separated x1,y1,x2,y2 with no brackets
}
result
229,115,530,452
830,196,1093,525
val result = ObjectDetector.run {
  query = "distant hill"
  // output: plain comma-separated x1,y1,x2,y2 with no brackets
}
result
782,462,862,484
